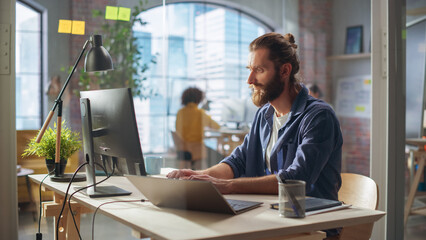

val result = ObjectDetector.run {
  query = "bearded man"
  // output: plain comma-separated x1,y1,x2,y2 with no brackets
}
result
168,32,343,206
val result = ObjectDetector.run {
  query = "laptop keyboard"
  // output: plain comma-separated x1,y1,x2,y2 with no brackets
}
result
227,199,255,212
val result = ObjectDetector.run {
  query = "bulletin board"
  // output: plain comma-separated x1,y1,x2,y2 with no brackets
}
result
335,75,372,119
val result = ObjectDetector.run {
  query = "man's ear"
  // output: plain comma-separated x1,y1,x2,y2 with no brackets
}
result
280,63,292,80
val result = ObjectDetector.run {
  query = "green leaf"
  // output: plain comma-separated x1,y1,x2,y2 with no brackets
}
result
22,120,81,160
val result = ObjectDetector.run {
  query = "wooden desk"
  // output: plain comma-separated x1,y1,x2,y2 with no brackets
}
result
405,138,426,227
204,128,248,156
30,174,385,240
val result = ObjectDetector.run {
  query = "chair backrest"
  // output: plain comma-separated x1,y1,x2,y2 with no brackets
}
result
338,173,379,240
339,173,379,210
170,131,205,161
171,131,185,152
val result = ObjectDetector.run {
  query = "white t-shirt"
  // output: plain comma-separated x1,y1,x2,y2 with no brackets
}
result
265,112,289,172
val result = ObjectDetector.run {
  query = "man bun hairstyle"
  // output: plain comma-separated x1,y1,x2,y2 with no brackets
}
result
249,32,300,87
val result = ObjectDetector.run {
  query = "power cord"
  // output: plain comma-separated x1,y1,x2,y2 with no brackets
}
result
36,169,55,240
67,162,112,239
55,162,88,240
91,199,148,240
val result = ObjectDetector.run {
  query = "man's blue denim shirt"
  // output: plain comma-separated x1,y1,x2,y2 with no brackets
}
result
221,85,343,200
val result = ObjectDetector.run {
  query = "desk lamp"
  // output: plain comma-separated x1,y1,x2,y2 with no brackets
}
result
35,35,113,182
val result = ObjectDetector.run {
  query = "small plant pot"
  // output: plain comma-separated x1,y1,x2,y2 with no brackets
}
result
45,158,67,176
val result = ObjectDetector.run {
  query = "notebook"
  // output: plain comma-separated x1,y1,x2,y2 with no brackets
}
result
126,175,263,215
270,197,344,212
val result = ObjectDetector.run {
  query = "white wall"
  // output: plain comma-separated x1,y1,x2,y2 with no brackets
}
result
331,0,371,82
0,0,18,238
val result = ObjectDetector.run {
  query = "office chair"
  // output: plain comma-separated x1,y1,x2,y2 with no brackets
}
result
171,131,204,169
337,173,379,240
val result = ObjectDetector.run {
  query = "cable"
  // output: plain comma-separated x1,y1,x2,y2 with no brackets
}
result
67,162,111,239
91,199,148,240
36,169,55,240
55,162,88,240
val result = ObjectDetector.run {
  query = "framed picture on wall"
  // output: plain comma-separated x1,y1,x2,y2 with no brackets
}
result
345,25,363,54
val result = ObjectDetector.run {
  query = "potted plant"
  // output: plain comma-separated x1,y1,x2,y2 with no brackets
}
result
23,120,82,175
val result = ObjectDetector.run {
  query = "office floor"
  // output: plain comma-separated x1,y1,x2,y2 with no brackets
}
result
17,197,426,240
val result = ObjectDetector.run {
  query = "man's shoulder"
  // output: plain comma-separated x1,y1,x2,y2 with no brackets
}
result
306,98,335,114
301,99,340,125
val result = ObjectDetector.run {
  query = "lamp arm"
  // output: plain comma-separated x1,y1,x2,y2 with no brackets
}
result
36,39,90,143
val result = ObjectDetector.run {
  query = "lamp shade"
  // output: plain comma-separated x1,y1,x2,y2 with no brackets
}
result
84,35,113,72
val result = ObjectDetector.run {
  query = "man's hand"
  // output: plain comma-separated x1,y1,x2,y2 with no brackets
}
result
166,169,201,179
166,168,233,194
184,174,233,194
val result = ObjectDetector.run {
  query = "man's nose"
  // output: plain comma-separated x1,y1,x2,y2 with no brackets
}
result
247,71,255,84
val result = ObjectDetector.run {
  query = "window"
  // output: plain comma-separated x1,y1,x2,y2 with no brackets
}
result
133,2,272,153
15,1,43,130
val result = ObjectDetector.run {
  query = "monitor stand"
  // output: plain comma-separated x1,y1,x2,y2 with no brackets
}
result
50,173,86,182
74,186,131,198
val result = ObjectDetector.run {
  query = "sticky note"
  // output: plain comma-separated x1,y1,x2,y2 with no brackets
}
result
105,6,118,20
71,20,85,35
355,106,365,112
118,7,131,21
58,19,72,33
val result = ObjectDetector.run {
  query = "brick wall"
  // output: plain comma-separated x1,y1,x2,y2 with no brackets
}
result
298,0,370,175
339,117,370,175
298,0,332,102
68,0,115,132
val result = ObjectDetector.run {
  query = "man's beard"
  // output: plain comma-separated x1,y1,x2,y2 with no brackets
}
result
250,72,285,107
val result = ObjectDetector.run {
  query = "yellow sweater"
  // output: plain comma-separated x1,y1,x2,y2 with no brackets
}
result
176,103,220,143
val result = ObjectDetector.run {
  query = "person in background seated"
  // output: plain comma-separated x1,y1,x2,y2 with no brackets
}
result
175,87,223,169
169,33,343,239
307,83,323,99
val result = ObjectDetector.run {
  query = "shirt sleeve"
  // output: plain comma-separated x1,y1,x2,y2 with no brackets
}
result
278,109,342,190
201,110,221,130
220,107,265,178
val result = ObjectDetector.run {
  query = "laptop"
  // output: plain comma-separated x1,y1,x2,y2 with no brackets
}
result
126,175,263,215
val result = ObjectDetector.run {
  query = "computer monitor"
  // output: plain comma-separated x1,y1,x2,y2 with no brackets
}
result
79,88,147,198
221,98,258,129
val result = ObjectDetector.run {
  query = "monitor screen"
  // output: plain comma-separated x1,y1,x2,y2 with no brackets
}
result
220,98,258,129
80,88,146,197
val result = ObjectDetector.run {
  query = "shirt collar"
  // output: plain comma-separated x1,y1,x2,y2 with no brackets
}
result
291,84,309,117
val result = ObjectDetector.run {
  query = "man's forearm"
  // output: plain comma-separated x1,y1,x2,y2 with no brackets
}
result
228,174,278,194
200,163,278,194
202,163,234,179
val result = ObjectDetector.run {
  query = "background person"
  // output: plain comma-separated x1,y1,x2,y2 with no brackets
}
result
175,87,223,169
307,83,323,99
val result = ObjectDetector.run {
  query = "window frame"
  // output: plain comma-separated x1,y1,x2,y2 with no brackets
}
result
16,0,46,130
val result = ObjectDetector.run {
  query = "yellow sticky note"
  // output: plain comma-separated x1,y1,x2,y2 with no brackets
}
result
105,6,118,20
58,19,72,34
71,20,85,35
363,79,371,85
118,7,131,21
355,106,365,112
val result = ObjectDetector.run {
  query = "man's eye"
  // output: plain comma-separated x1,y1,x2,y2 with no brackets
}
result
256,68,263,73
